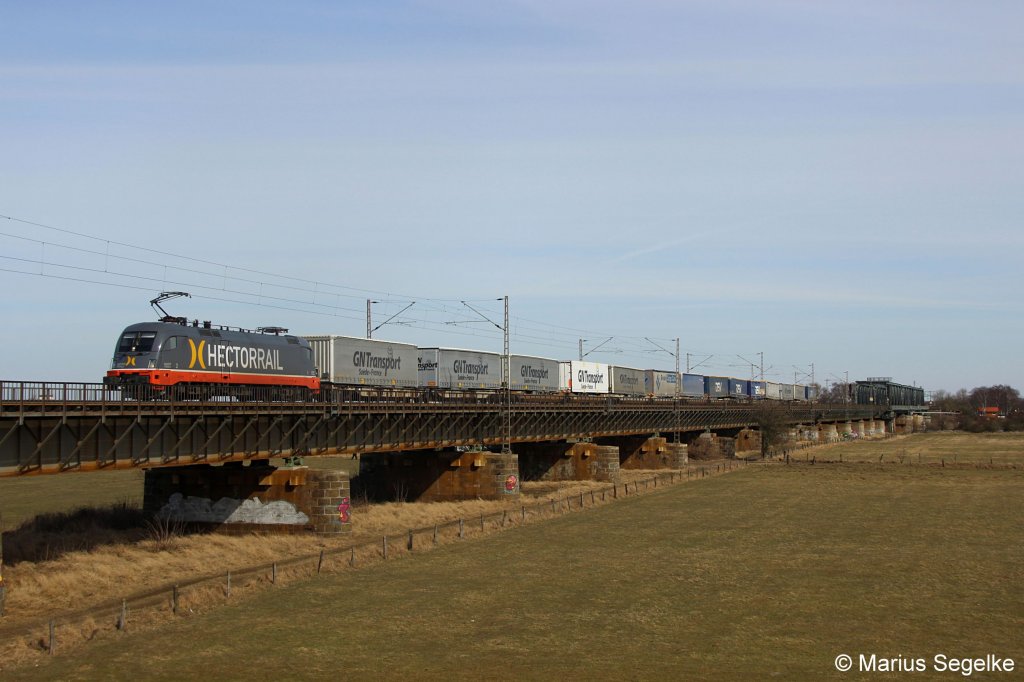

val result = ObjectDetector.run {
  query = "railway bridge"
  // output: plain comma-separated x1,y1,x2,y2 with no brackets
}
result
0,381,909,535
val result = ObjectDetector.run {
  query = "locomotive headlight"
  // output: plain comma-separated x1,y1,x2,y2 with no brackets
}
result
148,360,155,368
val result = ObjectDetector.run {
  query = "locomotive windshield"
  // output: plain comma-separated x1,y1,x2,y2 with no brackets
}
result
118,331,158,353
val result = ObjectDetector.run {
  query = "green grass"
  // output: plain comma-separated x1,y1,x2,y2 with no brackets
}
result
0,470,145,530
803,431,1024,465
4,433,1014,530
8,460,1022,680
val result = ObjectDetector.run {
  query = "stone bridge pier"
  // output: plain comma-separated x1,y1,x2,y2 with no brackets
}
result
143,462,352,536
357,449,520,503
734,428,762,453
687,432,736,460
818,423,840,443
594,435,688,470
516,441,621,482
798,425,819,443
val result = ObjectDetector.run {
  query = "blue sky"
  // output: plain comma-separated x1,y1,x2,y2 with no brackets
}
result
1,0,1021,392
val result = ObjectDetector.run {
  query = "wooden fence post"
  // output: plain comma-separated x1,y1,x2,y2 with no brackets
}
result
117,599,127,631
408,530,414,551
459,518,464,539
383,536,388,560
480,514,485,532
172,585,179,614
521,506,526,522
433,524,439,544
49,620,55,655
0,525,5,616
317,550,324,575
272,563,277,585
350,546,356,568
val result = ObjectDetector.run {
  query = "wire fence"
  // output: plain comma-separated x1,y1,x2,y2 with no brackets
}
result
779,451,1022,468
0,461,754,652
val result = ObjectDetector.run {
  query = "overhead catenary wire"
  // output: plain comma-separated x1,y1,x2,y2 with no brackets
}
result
0,212,826,377
0,213,683,347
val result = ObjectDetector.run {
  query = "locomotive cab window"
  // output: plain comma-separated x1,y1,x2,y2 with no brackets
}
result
118,331,158,353
164,336,179,351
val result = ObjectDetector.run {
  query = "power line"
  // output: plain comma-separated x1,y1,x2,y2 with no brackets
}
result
1,211,826,374
0,212,681,348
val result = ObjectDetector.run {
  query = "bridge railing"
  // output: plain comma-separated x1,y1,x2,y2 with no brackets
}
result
0,381,117,404
0,379,898,415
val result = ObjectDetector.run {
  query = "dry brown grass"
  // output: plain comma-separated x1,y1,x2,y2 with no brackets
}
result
6,455,1019,680
0,465,715,658
780,431,1024,465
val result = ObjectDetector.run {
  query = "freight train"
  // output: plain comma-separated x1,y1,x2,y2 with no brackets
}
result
104,311,915,406
853,379,925,408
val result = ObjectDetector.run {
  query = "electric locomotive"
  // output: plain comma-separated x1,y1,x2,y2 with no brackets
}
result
104,293,318,397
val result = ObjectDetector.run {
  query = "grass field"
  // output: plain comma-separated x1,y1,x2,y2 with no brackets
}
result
799,431,1024,465
5,433,1017,530
0,458,630,628
4,446,1021,680
0,457,360,530
0,469,145,531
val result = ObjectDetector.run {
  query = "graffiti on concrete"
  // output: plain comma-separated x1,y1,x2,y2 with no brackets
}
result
337,497,351,524
504,474,519,493
159,493,310,525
